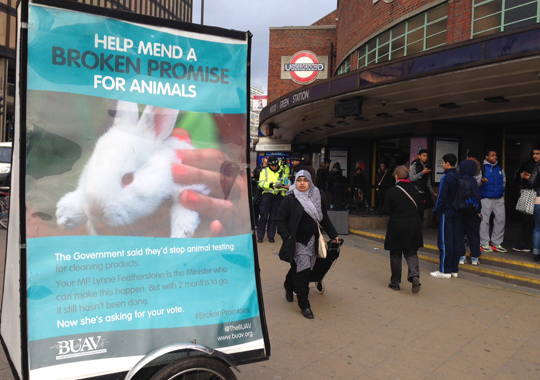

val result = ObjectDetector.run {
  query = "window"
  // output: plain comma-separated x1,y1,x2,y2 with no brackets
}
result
337,54,352,75
472,0,540,38
352,4,448,71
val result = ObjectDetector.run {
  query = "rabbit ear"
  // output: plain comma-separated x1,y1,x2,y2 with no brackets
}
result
138,105,179,141
110,100,140,129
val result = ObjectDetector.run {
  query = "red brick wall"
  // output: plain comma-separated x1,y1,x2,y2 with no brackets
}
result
312,10,338,26
335,0,473,69
268,27,336,102
447,0,472,44
267,1,475,100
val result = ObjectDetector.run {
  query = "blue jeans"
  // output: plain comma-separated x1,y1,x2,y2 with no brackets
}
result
534,204,540,256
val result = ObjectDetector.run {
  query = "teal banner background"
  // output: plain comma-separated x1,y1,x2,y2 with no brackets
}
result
28,4,247,113
27,234,259,342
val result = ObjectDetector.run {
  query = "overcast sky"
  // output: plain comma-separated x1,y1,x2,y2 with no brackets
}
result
192,0,337,94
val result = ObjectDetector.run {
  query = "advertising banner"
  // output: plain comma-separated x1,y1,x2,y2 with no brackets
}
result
252,95,267,111
12,2,266,379
435,138,459,182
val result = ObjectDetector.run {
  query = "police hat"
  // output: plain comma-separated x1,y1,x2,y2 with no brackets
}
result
267,155,279,166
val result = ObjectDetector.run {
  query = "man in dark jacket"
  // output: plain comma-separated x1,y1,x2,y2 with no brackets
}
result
291,152,309,176
431,153,461,279
410,149,436,209
457,159,482,266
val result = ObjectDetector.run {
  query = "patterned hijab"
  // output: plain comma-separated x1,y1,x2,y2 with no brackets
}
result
287,170,323,222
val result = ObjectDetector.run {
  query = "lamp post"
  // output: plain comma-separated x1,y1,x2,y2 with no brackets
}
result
200,0,204,25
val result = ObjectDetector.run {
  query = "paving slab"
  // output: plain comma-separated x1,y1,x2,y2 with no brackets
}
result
2,231,540,380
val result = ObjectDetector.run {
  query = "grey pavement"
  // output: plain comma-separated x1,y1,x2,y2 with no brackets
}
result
2,230,540,379
238,233,540,380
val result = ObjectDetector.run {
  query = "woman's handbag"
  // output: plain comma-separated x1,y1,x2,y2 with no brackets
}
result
316,221,327,259
516,189,536,215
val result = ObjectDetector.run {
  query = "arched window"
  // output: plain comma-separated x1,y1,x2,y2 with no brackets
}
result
472,0,540,38
353,3,448,71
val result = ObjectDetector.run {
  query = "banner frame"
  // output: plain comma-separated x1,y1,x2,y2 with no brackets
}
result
1,0,270,379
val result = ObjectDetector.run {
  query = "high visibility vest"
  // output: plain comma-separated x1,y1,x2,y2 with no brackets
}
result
259,167,286,196
280,162,291,178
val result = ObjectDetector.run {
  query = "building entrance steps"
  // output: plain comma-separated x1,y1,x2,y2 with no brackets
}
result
350,226,540,290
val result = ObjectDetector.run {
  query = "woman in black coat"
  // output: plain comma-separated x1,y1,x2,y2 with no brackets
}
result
382,165,424,293
521,148,540,261
276,170,338,319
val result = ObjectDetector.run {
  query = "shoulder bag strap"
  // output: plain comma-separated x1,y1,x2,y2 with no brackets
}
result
378,171,387,186
396,185,418,209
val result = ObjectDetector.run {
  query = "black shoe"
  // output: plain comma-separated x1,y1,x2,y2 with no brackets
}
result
284,285,293,302
269,238,275,243
301,308,314,319
412,277,421,294
257,238,263,243
388,283,400,291
534,254,540,262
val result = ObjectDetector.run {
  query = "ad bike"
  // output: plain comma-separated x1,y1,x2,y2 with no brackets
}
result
1,1,269,380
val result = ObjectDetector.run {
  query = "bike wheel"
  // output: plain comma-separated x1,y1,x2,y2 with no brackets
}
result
150,357,237,380
0,196,8,229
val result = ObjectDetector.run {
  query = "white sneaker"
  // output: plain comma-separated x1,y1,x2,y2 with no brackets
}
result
471,257,479,266
451,272,458,278
459,256,466,265
430,271,451,279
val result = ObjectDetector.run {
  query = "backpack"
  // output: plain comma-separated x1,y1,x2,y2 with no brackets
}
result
450,172,479,217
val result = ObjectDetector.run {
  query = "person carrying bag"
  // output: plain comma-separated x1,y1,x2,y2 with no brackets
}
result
382,166,424,293
276,170,339,319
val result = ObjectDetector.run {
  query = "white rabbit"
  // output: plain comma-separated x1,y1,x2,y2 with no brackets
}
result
55,100,209,238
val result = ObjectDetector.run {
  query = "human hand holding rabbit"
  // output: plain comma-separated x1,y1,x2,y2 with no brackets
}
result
170,128,249,237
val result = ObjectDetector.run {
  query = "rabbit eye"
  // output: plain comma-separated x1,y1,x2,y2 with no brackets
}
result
121,173,134,187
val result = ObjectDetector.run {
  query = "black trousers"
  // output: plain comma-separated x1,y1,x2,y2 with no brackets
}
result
285,261,311,310
389,249,420,284
458,214,481,258
518,214,535,249
257,193,282,239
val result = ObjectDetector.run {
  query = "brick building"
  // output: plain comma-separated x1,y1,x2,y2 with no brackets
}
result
259,0,540,220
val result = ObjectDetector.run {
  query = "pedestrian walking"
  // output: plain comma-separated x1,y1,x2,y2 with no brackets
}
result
276,170,339,319
382,166,423,293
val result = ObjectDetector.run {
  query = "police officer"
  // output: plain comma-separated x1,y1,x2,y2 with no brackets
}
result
257,155,289,243
280,156,291,181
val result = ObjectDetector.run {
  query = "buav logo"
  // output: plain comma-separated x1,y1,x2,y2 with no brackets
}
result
53,336,107,360
284,51,325,84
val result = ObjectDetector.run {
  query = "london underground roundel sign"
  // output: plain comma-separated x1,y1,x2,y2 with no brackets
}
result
284,50,325,85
